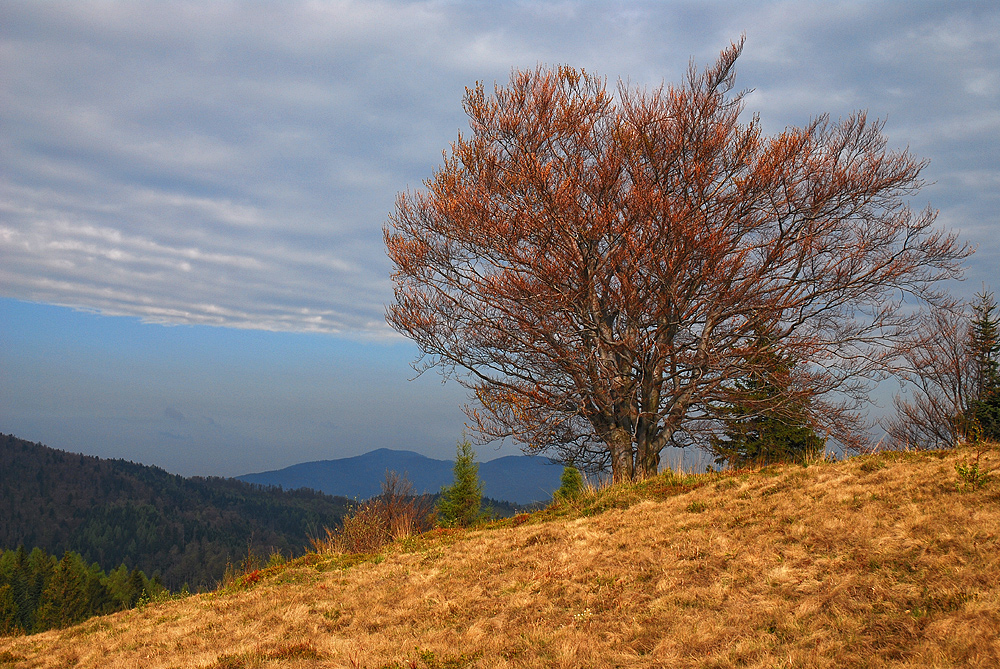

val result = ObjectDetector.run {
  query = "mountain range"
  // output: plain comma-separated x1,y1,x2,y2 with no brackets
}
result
237,448,565,504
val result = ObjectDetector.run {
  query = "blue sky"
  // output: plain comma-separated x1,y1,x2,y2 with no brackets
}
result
0,298,468,475
2,1,998,476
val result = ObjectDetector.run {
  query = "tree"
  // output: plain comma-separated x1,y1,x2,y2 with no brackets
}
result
886,290,999,449
436,439,484,527
378,470,434,540
0,584,18,635
968,290,1000,440
553,465,584,503
885,304,973,449
385,39,970,482
125,568,147,608
33,552,89,631
710,325,825,467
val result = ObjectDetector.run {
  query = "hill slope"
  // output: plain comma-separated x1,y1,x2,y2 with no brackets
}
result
237,448,564,504
2,445,999,668
0,434,352,590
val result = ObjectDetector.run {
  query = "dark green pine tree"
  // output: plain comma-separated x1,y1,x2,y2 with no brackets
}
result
125,568,147,608
436,438,484,528
967,289,1000,440
0,584,18,635
8,546,33,633
84,562,115,616
33,552,89,632
22,548,54,633
711,327,825,468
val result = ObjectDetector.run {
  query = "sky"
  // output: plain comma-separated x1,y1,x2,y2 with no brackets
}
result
1,1,998,477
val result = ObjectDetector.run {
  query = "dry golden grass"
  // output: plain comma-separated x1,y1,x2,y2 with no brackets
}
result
2,444,999,668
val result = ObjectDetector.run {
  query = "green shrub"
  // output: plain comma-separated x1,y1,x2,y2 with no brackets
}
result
553,466,584,503
956,457,992,491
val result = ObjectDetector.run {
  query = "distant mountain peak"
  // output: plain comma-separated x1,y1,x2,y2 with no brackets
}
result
238,448,562,505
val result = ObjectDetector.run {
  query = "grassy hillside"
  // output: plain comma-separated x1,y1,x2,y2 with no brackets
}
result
1,444,999,668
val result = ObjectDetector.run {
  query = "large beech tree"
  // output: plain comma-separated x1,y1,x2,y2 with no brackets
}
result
385,40,970,482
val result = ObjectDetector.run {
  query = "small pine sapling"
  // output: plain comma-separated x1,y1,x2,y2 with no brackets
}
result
436,438,484,527
553,466,584,503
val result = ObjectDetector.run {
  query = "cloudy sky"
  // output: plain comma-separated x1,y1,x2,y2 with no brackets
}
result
2,0,998,477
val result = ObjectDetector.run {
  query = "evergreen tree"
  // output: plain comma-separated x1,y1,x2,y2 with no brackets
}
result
0,584,18,635
967,290,1000,440
22,548,54,632
711,327,825,467
553,466,584,503
33,552,89,632
436,439,484,528
103,564,133,609
126,568,147,607
84,562,114,616
0,547,162,635
10,546,33,633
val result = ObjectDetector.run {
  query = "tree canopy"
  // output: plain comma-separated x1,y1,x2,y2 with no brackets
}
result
386,39,970,482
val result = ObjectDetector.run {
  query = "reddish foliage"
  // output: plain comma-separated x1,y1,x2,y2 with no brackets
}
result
386,39,970,482
240,570,262,587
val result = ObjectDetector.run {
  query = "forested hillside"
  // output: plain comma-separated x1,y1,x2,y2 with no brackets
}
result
0,546,162,635
0,434,352,590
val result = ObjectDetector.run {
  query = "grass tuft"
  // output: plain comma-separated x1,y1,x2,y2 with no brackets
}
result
0,651,25,666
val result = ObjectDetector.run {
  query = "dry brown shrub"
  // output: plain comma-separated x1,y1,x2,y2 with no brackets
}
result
380,470,435,540
311,470,434,555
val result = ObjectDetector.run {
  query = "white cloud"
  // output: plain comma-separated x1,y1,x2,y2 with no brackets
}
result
2,0,998,335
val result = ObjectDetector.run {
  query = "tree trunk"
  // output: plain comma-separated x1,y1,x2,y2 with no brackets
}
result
636,445,660,480
635,410,663,480
609,427,635,483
